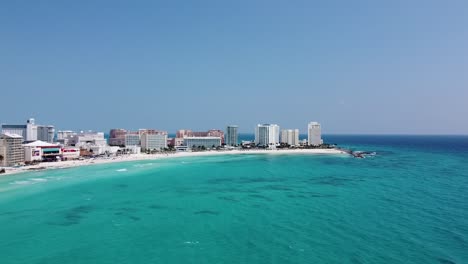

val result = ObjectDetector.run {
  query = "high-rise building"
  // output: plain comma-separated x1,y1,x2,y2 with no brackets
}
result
141,133,167,151
280,129,299,146
37,125,55,143
226,125,238,146
308,122,322,146
109,129,127,146
255,124,280,147
26,118,37,141
0,133,25,167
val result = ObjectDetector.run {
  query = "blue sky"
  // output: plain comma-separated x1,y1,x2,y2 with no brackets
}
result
1,1,467,134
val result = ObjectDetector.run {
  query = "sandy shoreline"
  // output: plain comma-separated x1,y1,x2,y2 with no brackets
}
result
0,148,346,176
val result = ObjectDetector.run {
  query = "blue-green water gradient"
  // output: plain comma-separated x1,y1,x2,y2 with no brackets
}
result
0,135,467,263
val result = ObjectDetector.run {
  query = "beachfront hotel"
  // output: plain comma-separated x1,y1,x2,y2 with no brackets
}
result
176,129,225,143
308,122,322,146
140,132,167,151
174,129,226,149
124,132,140,147
255,124,280,147
0,133,25,167
184,137,222,149
109,129,142,147
226,125,238,146
23,140,62,163
281,129,300,146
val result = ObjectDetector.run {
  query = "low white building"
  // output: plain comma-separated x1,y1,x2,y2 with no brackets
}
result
85,144,114,156
299,139,308,146
62,147,80,160
174,138,184,146
68,131,107,147
23,140,62,163
124,145,141,154
184,137,221,149
175,146,189,152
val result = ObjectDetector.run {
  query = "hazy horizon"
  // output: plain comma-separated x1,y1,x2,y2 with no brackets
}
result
1,1,467,135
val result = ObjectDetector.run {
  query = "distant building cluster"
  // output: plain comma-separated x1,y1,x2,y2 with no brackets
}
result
252,122,322,149
1,118,54,143
0,117,323,167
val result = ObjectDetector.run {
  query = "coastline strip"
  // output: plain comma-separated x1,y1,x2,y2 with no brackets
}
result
1,148,346,176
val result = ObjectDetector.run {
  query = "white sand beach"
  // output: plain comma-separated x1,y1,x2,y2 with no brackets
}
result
1,148,346,176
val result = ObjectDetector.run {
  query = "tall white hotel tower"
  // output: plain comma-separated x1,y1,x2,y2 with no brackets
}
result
255,124,280,147
308,122,322,146
226,125,238,146
280,129,299,146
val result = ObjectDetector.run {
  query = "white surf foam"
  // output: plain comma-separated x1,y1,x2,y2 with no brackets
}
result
183,241,199,245
11,180,32,185
133,163,154,168
30,178,48,182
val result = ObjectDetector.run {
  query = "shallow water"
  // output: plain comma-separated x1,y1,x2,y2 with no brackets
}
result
0,135,467,263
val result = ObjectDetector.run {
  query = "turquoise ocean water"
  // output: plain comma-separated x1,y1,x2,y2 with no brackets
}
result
0,135,467,264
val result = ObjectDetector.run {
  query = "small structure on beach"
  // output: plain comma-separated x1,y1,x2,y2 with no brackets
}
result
62,147,80,160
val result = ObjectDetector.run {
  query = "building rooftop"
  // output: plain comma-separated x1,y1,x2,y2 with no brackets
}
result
1,124,27,128
257,124,279,126
23,140,58,147
184,137,222,140
1,133,23,139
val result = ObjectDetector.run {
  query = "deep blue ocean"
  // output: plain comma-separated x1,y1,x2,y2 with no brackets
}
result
0,135,467,264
